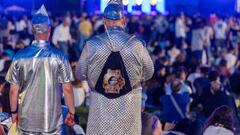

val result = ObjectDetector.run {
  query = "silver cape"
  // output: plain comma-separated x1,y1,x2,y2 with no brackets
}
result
76,26,154,135
6,40,74,133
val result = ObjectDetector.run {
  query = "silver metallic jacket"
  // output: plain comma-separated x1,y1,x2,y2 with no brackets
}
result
76,26,154,135
6,40,74,133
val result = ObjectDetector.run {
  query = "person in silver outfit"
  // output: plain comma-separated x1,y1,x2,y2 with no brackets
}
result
5,5,75,134
76,0,154,134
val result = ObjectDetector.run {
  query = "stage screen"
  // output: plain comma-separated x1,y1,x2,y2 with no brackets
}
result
100,0,166,14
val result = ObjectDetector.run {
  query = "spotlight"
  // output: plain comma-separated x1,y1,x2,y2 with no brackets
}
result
123,0,129,6
150,0,157,6
136,0,143,5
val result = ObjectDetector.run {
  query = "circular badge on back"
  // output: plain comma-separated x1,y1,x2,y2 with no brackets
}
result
103,69,126,94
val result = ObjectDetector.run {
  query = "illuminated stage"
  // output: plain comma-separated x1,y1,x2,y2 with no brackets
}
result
101,0,166,14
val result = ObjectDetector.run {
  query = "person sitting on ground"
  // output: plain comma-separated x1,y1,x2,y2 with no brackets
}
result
193,66,210,97
141,93,163,135
162,118,203,135
198,70,238,118
229,64,240,95
165,66,192,95
187,66,201,94
160,79,190,131
203,105,238,135
0,77,10,113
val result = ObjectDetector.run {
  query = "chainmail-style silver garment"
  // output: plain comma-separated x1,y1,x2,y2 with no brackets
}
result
6,40,74,134
76,26,154,135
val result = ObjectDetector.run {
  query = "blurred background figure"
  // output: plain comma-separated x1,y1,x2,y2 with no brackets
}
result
78,16,92,55
175,13,187,49
160,79,190,131
141,92,163,135
52,15,72,57
203,105,238,135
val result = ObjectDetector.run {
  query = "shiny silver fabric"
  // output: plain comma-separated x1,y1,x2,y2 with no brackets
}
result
19,128,61,135
87,89,142,135
76,26,154,135
6,40,74,133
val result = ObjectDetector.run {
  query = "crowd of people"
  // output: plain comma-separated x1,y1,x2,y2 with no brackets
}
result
1,10,240,134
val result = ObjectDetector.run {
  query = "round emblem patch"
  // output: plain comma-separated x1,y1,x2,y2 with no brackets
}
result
103,69,126,94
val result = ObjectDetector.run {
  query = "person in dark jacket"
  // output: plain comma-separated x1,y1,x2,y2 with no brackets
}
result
0,77,10,113
141,93,162,135
229,66,240,94
199,71,238,118
194,66,210,97
203,105,238,135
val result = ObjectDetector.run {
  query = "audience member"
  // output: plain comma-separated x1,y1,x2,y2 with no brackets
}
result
165,67,192,95
162,118,203,135
52,16,72,57
203,105,238,135
0,77,10,113
160,79,190,131
78,16,92,53
141,93,163,135
198,71,238,118
193,66,210,96
214,18,228,51
175,13,187,49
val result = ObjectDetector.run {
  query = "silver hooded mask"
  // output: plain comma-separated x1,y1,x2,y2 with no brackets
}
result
32,5,51,34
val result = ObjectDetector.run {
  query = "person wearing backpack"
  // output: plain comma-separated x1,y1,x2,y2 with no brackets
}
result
76,1,154,135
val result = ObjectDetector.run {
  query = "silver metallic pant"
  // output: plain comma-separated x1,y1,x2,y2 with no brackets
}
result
19,127,61,135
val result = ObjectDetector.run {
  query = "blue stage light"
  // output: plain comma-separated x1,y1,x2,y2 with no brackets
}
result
127,0,135,13
100,0,165,14
101,0,108,13
142,0,151,13
156,0,165,13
